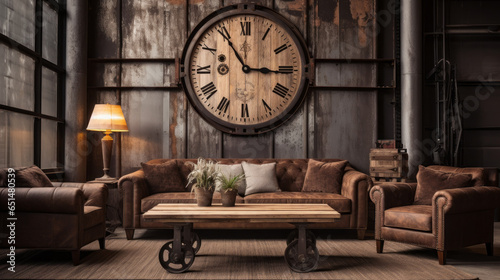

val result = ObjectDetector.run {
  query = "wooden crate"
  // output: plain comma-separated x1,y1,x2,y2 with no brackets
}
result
369,148,408,179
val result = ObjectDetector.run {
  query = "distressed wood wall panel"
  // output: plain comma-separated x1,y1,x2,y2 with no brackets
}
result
186,0,224,158
163,1,187,159
273,0,308,158
224,0,273,7
121,91,166,174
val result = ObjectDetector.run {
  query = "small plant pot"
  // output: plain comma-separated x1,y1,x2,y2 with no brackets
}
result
220,189,238,207
195,187,214,207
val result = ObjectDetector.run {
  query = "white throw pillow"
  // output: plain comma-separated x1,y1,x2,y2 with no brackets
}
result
242,162,280,196
218,164,246,196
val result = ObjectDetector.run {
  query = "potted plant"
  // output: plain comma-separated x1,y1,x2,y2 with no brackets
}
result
216,173,245,207
186,158,220,206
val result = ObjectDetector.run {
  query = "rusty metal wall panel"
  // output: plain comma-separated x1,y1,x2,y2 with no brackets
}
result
223,134,273,158
186,0,224,158
121,91,167,175
313,0,377,172
165,90,187,159
122,0,165,58
273,0,308,158
87,0,122,180
88,0,120,58
86,0,384,176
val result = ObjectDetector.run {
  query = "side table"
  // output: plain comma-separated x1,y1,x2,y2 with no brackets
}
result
87,179,122,233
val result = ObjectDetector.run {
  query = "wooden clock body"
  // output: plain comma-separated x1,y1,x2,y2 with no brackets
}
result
180,4,310,135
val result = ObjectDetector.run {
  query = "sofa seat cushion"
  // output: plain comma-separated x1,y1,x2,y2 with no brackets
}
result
384,205,432,232
141,192,245,213
243,192,352,213
84,206,105,229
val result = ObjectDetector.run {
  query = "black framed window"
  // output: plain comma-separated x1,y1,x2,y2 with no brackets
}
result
0,0,66,177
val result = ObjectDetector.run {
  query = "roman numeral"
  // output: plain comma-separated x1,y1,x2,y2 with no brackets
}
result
217,26,231,41
217,97,230,113
241,104,249,118
196,65,211,74
200,43,216,55
262,25,271,40
279,66,294,73
262,99,272,113
201,82,217,99
240,22,251,36
273,83,289,98
274,44,288,54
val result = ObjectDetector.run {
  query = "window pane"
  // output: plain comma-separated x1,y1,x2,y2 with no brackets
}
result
41,119,58,169
42,67,57,117
42,2,58,64
0,0,36,49
0,110,34,168
0,44,35,111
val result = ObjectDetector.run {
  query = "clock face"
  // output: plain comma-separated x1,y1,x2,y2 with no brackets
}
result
181,5,310,135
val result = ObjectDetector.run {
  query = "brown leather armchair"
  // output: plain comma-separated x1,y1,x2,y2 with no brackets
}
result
370,166,500,265
0,181,108,265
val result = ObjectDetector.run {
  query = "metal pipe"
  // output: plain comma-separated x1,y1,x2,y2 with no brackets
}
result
64,0,88,181
401,0,423,179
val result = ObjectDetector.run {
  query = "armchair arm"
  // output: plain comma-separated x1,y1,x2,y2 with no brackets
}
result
432,186,500,251
433,186,500,215
369,182,417,239
118,169,149,228
52,182,108,208
0,187,84,214
341,169,373,229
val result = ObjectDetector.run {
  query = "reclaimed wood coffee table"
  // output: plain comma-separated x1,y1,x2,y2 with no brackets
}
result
143,203,340,273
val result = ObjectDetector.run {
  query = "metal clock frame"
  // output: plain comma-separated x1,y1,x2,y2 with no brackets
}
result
180,3,311,135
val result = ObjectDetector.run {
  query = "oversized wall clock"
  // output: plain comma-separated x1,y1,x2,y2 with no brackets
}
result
180,4,311,135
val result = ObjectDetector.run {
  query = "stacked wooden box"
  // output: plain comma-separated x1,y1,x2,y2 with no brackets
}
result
369,148,408,182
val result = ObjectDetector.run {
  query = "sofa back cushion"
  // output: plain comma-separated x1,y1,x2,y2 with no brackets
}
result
414,165,472,205
302,159,348,194
427,165,486,187
141,160,186,194
145,158,349,192
0,166,52,188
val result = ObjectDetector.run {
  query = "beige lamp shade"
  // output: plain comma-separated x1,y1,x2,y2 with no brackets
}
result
87,104,129,132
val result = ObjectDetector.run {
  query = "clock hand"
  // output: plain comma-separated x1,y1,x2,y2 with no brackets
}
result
217,29,245,67
247,67,291,74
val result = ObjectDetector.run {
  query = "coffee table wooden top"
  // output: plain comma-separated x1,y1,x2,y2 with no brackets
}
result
143,203,340,223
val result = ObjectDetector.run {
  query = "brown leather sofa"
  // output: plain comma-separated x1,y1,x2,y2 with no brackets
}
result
119,158,373,240
0,175,108,265
370,165,500,265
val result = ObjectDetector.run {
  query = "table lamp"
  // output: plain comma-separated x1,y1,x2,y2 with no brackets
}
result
87,104,128,181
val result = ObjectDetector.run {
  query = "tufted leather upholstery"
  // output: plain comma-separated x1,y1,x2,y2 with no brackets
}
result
0,181,108,265
119,158,372,240
370,165,500,265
